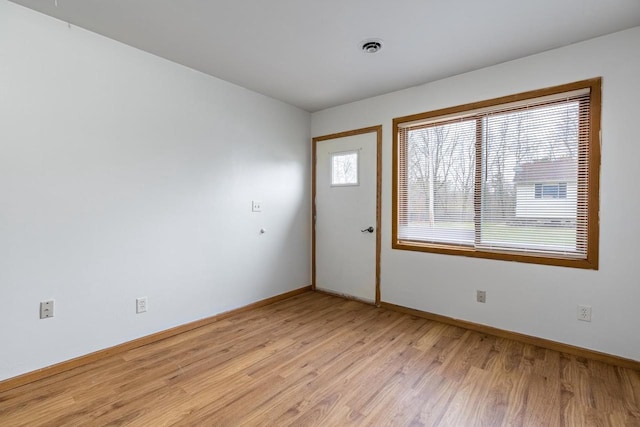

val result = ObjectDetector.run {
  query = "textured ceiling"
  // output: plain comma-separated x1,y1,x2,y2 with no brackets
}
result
9,0,640,112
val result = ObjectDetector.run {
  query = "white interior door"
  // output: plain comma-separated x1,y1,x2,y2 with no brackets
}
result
314,130,379,303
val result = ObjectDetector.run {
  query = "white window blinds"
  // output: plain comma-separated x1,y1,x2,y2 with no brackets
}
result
394,79,600,268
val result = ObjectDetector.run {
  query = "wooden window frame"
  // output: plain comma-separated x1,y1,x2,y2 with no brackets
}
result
392,78,601,269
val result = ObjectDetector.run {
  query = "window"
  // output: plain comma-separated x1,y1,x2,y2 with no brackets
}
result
331,151,359,186
535,183,567,199
392,78,600,269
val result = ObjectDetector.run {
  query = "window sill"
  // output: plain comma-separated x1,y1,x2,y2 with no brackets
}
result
392,240,598,270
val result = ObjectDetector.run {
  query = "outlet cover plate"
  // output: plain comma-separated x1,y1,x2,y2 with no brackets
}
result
252,200,262,212
577,305,592,322
136,297,148,314
477,290,486,303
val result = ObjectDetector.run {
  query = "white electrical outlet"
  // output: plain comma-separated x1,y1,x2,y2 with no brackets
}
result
577,305,592,322
477,290,486,303
40,300,54,319
251,200,262,212
136,297,148,314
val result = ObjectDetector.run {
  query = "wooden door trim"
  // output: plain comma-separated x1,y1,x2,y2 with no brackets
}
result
312,125,383,306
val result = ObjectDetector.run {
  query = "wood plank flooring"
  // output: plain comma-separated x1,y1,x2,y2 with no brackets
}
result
1,291,639,426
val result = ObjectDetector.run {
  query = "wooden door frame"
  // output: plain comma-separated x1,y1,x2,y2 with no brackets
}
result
312,125,382,306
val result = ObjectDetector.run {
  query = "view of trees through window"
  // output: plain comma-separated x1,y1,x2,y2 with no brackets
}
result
331,151,358,185
403,99,582,252
405,120,476,244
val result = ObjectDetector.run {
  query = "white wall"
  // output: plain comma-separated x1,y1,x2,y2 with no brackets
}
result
0,1,310,381
312,27,640,361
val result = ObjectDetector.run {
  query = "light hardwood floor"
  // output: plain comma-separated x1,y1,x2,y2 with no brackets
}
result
1,291,639,426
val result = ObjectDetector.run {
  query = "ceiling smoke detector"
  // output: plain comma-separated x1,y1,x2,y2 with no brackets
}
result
360,39,383,54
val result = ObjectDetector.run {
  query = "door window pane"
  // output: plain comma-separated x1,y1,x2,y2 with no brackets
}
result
331,151,359,186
